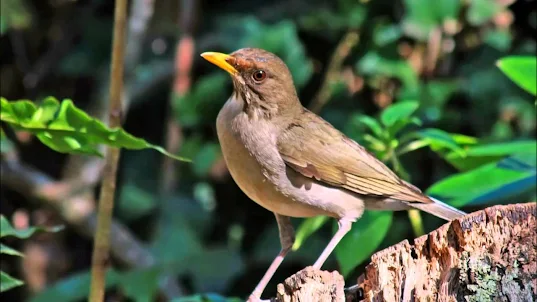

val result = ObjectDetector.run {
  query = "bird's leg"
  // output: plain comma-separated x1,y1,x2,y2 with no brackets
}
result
249,213,295,301
313,218,352,269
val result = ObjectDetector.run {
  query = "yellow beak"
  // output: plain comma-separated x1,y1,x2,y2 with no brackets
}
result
200,52,238,75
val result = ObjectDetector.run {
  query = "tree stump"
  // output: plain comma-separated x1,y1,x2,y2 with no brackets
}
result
274,202,536,302
276,267,345,302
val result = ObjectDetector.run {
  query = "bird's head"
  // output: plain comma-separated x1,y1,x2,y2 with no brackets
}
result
201,48,300,115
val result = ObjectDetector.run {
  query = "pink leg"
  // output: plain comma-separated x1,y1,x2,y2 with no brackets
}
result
313,219,352,269
249,214,294,301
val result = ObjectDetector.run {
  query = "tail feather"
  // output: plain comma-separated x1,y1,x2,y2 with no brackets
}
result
409,197,466,221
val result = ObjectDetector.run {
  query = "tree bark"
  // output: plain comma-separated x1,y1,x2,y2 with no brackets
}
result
274,202,536,302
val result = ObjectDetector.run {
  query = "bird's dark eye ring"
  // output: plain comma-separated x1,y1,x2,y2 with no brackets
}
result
252,70,267,82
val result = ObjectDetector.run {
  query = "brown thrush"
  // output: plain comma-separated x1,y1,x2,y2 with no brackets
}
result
201,48,465,301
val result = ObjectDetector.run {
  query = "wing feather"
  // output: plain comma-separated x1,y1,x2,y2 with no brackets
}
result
277,110,431,204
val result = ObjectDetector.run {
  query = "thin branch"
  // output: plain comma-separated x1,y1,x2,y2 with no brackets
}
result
62,0,158,182
0,161,156,271
124,0,155,74
161,0,198,194
88,0,128,300
48,0,183,297
424,27,443,77
388,151,424,237
309,31,360,113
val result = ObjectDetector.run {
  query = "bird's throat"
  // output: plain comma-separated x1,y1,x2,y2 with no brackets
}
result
232,88,279,120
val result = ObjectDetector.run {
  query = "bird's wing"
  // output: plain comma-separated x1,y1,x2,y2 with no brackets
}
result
277,111,432,203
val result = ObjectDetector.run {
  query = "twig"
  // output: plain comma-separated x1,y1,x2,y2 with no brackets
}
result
124,0,155,74
88,0,127,300
424,27,442,77
52,0,184,297
308,31,360,113
388,151,424,237
62,0,158,182
407,209,425,236
161,0,198,193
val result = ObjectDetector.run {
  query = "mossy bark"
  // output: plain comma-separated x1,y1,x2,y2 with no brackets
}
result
273,202,536,302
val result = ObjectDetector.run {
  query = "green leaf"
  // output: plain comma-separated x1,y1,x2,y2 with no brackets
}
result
450,134,479,146
150,203,203,267
351,115,384,138
117,184,157,221
29,270,120,302
373,23,402,47
0,215,63,239
292,216,329,251
398,132,476,157
413,128,465,156
497,56,537,96
186,248,245,293
396,139,432,156
0,244,24,257
174,73,228,128
380,100,420,128
346,5,367,28
119,267,160,302
193,182,217,211
192,142,221,177
445,140,537,171
1,271,24,292
484,29,512,51
299,10,349,33
402,0,461,40
335,211,393,277
420,80,460,121
467,0,502,26
428,153,536,207
0,97,189,161
362,134,388,153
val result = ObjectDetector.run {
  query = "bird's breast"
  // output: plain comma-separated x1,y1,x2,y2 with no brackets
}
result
216,96,323,217
216,96,365,220
216,97,283,207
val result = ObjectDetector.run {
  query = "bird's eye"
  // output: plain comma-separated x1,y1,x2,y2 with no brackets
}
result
252,70,267,82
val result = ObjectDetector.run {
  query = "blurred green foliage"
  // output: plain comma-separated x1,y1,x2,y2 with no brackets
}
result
0,216,63,293
0,0,535,301
334,211,392,277
0,0,31,34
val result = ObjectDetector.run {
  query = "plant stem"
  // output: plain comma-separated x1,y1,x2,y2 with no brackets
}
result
408,209,425,236
309,30,360,113
389,150,425,237
388,149,409,181
88,0,127,301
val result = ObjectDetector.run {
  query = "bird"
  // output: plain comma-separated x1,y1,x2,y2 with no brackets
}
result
200,48,466,302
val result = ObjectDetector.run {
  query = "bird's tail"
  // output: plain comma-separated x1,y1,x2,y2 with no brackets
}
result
409,197,466,221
